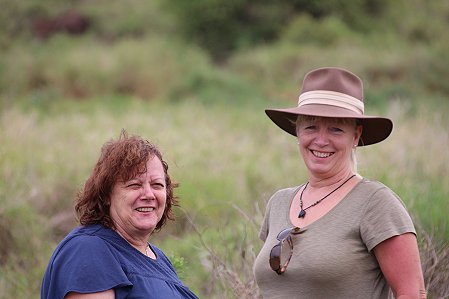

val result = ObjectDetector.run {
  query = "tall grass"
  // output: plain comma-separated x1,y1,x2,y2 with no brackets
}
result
1,96,448,298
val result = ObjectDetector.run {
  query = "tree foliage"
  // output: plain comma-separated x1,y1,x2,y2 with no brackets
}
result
161,0,390,60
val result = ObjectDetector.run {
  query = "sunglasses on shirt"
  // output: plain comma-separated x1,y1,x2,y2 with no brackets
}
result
269,226,305,275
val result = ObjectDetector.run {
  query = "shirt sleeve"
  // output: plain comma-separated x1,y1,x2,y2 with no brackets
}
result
360,185,416,251
259,195,273,242
46,235,133,298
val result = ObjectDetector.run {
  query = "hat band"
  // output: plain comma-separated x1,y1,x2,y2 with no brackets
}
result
298,90,364,115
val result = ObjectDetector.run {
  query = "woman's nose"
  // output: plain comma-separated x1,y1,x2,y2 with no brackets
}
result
142,184,156,199
314,129,329,145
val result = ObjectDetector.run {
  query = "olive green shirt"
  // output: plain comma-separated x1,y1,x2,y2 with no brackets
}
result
254,179,415,299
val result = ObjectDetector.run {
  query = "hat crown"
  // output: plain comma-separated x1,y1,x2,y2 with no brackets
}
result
301,67,364,102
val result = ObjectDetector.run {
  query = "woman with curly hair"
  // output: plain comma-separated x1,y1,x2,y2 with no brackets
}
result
41,130,198,299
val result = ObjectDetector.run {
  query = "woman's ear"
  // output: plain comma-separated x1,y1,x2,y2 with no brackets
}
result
354,125,363,146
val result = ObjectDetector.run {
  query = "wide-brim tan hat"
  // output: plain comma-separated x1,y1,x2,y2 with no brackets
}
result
265,67,393,146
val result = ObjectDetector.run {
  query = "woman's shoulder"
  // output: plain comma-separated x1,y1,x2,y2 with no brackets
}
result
62,224,106,240
265,185,302,211
356,178,394,196
48,225,127,275
270,185,302,200
42,225,133,298
59,230,90,248
354,178,406,209
54,224,116,257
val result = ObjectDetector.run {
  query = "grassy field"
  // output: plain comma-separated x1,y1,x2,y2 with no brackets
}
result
1,95,448,298
1,1,449,298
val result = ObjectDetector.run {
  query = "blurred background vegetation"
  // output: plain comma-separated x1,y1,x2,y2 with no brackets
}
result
0,0,448,298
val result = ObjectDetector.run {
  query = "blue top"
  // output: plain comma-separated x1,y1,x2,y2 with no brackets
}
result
41,224,199,299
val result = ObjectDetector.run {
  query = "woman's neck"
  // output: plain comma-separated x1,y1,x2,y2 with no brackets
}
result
114,225,150,254
307,170,356,189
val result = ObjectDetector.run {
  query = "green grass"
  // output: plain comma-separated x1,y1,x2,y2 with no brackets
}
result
1,94,448,298
1,1,449,296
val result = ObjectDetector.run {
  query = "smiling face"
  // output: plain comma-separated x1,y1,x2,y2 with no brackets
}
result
109,155,167,240
296,116,362,178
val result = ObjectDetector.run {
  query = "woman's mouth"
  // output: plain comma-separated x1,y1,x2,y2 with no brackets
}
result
135,207,155,212
311,150,333,158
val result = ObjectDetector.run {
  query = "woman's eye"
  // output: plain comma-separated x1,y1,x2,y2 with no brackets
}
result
304,125,316,130
330,127,343,132
153,183,165,189
127,183,141,188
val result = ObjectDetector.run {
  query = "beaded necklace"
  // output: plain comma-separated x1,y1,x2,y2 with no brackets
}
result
298,174,356,218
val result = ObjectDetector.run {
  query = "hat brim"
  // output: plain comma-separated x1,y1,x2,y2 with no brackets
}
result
265,104,393,146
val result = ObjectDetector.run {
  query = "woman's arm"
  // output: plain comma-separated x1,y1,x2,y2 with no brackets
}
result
65,289,115,299
373,233,426,299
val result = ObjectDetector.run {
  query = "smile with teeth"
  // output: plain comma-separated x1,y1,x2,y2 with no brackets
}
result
311,150,333,158
135,207,155,212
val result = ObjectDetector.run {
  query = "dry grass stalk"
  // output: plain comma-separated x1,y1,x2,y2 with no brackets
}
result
418,224,449,298
184,210,262,299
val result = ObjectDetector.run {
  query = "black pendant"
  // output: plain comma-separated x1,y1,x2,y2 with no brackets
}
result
298,209,306,218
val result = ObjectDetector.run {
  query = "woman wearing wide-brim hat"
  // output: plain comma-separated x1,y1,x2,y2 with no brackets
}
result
253,67,426,298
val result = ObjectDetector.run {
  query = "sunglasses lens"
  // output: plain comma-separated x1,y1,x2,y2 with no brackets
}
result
277,228,292,240
280,238,292,267
269,244,281,271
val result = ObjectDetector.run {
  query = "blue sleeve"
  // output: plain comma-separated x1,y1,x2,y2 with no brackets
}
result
42,235,132,299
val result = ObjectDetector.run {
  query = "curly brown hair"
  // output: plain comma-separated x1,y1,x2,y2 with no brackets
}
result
75,130,178,231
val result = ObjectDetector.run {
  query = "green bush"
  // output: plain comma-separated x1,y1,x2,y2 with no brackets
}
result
161,0,392,59
78,0,173,39
0,36,211,100
161,0,308,60
292,0,389,30
281,14,354,46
